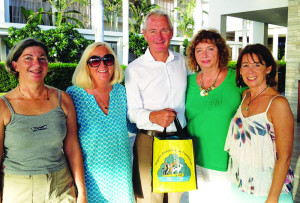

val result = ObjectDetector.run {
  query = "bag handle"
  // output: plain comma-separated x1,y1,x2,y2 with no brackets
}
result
162,115,187,139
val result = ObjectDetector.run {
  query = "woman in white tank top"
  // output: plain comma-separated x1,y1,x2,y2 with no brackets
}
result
225,44,294,203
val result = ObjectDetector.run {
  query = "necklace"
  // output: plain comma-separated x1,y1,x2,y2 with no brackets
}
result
94,91,109,110
244,86,268,111
19,86,49,100
199,69,221,96
99,99,109,110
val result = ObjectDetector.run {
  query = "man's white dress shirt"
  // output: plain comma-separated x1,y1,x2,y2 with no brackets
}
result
125,49,188,132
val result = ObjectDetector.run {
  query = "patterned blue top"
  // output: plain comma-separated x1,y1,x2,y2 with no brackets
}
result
66,84,134,203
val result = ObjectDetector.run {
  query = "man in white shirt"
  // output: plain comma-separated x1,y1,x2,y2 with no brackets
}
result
125,10,188,203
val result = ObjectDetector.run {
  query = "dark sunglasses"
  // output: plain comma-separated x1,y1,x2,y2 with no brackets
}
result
87,54,114,67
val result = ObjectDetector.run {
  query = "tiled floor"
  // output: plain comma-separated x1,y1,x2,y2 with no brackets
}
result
292,120,300,203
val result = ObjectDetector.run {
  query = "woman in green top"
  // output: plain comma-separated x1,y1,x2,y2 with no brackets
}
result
185,29,244,202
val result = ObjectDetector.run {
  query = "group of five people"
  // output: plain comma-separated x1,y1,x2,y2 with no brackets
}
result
0,10,294,203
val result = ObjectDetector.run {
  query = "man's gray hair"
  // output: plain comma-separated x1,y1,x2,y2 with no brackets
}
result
143,10,173,31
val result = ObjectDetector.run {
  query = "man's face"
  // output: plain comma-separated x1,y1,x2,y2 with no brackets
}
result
143,15,173,54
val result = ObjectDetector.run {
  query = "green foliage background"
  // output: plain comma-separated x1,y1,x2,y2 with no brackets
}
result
0,62,77,92
3,23,92,63
129,33,148,57
0,61,287,93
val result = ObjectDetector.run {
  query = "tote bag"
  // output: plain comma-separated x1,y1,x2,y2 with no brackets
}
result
152,116,197,193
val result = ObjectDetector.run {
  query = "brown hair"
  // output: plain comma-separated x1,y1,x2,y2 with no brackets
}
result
5,38,49,76
236,44,277,87
187,29,229,72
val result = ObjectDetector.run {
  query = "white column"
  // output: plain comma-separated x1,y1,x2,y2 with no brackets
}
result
220,15,226,38
0,37,7,62
232,31,239,61
0,0,5,23
242,19,247,48
122,0,129,65
263,23,268,46
249,21,264,44
91,0,104,42
194,0,202,35
4,0,9,22
173,0,178,37
272,32,279,60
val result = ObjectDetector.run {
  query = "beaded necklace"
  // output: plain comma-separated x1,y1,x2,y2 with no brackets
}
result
199,69,221,96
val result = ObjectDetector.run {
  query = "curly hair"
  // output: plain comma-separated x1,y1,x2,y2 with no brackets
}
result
187,29,229,72
236,44,277,87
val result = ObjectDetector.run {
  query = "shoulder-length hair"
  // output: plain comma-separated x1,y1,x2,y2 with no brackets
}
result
236,44,277,87
187,29,229,72
72,42,123,89
5,38,49,77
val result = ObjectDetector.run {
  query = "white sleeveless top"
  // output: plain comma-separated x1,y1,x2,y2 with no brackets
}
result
224,95,293,196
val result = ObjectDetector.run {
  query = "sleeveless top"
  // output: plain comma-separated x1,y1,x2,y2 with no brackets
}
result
224,95,294,196
1,90,67,175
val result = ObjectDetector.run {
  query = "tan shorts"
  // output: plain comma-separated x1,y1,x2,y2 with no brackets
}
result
2,166,76,203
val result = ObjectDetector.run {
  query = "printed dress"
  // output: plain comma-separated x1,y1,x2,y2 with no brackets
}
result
67,84,134,203
224,95,293,196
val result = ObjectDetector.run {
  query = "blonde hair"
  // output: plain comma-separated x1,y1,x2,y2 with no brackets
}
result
72,42,123,88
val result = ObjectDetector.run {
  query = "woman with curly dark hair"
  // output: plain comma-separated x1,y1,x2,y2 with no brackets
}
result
185,29,245,202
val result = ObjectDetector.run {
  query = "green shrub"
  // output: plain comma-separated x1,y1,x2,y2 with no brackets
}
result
45,63,77,90
0,62,19,92
3,23,92,63
0,62,77,92
129,33,148,57
227,61,237,70
182,38,190,56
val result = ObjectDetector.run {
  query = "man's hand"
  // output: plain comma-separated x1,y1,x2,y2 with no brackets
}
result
149,108,176,128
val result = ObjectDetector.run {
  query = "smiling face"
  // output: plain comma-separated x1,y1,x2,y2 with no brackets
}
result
88,46,114,84
240,53,271,89
143,15,173,57
195,41,219,70
12,46,48,83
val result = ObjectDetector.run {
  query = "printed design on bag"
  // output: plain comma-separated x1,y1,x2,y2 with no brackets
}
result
157,153,191,182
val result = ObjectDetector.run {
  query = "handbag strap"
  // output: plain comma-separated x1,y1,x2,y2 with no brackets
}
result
162,115,187,139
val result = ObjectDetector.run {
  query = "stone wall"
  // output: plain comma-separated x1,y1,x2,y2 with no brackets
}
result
286,0,300,118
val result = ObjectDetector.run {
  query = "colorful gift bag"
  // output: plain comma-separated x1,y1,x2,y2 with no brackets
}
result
152,117,197,193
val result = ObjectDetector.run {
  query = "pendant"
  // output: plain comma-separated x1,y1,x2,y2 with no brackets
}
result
245,106,249,111
200,90,209,96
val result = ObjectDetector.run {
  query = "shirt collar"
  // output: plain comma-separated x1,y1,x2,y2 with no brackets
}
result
144,48,175,63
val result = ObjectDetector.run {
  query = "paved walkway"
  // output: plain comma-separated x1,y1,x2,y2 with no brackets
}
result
129,120,300,203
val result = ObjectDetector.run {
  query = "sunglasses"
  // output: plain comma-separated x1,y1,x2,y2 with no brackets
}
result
87,54,114,67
